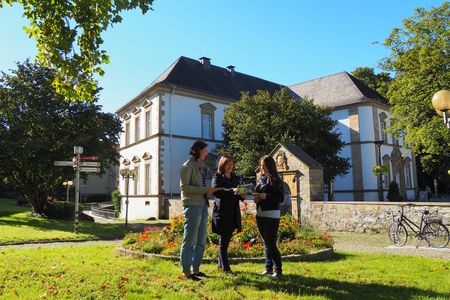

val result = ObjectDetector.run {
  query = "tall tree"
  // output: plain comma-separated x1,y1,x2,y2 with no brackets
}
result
222,88,350,183
0,0,155,102
351,67,392,98
0,61,121,214
381,2,450,182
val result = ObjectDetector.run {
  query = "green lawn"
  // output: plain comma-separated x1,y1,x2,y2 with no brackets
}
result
0,245,448,299
0,198,133,244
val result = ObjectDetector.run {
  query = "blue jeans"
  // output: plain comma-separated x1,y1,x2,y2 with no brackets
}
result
180,205,208,274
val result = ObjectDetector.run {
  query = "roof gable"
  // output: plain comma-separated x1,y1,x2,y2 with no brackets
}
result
289,72,389,108
117,56,284,113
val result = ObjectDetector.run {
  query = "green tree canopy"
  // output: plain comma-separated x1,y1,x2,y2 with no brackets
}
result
381,2,450,178
0,61,121,214
0,0,155,102
222,88,350,182
351,67,392,98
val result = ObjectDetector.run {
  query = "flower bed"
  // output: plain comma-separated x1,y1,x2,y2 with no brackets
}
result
122,211,333,259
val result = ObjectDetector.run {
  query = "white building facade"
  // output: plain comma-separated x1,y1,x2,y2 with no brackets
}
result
290,72,418,201
117,58,417,220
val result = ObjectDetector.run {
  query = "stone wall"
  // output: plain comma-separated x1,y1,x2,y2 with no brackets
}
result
307,201,450,233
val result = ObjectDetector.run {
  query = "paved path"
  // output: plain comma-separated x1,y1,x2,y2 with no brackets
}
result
331,232,450,260
2,230,449,260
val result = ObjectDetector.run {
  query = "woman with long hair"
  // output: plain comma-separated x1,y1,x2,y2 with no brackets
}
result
179,140,216,281
211,155,247,275
254,155,284,278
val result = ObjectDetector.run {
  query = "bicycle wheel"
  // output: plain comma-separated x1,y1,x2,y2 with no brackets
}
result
422,222,449,248
388,222,408,247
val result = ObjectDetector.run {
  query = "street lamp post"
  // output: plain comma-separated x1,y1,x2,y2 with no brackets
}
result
62,180,73,202
119,168,136,227
432,90,450,129
374,140,385,201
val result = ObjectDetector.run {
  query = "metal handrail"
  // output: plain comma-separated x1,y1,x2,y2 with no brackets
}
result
91,205,116,219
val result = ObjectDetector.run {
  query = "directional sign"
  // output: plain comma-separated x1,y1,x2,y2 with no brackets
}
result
80,156,100,161
54,161,74,167
80,167,100,173
80,161,101,167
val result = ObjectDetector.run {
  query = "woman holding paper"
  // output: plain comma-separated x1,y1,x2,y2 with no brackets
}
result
254,155,284,278
211,155,247,275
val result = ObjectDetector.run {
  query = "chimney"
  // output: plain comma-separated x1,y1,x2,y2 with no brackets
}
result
199,57,211,70
226,65,235,78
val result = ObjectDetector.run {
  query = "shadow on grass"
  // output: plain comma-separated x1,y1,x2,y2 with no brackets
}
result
0,216,134,239
0,198,29,217
229,255,449,300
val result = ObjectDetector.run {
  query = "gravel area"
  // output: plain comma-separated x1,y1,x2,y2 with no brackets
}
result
1,231,449,260
331,231,450,260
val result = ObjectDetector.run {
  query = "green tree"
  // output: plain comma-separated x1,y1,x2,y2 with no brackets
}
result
0,61,121,214
222,88,350,183
0,0,155,102
351,67,392,98
381,2,450,181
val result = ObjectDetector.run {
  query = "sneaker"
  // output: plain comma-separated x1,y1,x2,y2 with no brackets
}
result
258,270,272,276
271,272,283,279
193,271,208,278
178,273,201,281
224,270,236,277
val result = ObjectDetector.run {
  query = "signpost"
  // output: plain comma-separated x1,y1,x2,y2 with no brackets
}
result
54,146,101,234
80,162,101,167
80,156,100,161
80,167,101,173
54,161,73,167
73,146,83,234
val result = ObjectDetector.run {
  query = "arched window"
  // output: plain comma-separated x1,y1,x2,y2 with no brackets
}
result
379,112,388,142
382,155,391,189
404,157,412,188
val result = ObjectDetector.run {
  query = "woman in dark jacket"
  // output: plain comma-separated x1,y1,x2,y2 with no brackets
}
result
212,155,247,275
254,155,284,278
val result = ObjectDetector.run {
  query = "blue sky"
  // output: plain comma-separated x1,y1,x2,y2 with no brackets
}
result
0,0,444,113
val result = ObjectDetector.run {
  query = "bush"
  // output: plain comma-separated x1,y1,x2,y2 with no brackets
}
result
43,200,76,220
387,181,403,201
122,211,334,258
111,189,121,214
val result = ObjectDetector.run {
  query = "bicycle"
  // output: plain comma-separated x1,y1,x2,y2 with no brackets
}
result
388,204,449,248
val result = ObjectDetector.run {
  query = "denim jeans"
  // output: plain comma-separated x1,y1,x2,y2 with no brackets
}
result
180,205,208,274
256,216,282,274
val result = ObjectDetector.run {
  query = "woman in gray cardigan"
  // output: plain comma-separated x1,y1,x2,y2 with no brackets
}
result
179,140,216,281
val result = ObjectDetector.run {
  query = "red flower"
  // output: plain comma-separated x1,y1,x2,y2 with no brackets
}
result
242,241,251,249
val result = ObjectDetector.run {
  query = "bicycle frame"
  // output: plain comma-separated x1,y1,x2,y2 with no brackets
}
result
394,206,425,237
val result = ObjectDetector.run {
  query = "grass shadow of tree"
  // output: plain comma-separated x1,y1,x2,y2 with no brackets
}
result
232,264,449,299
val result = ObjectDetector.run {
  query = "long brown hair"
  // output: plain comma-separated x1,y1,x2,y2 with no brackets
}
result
217,154,234,174
258,155,281,183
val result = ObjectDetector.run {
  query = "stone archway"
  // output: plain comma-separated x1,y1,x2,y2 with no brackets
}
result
265,143,324,222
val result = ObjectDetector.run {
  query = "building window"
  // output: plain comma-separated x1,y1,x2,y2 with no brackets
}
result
404,158,412,188
133,165,139,195
134,116,140,142
125,122,130,146
145,110,151,137
145,163,150,195
382,155,391,189
201,113,213,139
200,103,216,140
379,112,388,142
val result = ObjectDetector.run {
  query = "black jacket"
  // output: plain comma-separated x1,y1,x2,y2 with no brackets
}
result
211,172,244,235
255,175,284,211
